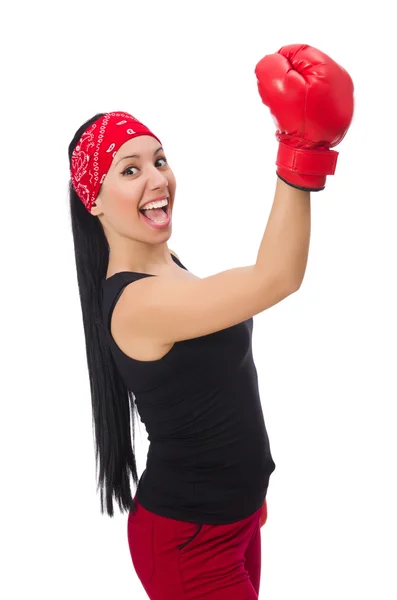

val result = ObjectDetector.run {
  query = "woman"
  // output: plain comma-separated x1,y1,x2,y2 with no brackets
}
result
68,44,353,599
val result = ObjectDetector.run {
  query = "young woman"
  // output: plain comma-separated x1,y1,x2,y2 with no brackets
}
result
68,44,353,600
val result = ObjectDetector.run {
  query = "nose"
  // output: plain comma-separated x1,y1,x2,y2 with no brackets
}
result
148,164,168,191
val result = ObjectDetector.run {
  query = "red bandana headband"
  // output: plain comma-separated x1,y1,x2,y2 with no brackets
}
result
70,111,162,212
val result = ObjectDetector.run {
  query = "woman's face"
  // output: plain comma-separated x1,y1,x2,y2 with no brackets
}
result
91,135,176,243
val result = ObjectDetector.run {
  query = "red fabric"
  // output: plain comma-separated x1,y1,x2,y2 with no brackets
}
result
259,498,268,528
127,498,267,599
70,111,161,212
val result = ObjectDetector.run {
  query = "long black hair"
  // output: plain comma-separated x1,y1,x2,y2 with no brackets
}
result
68,113,138,517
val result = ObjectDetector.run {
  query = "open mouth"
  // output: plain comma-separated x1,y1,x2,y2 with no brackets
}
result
139,200,172,229
139,202,170,217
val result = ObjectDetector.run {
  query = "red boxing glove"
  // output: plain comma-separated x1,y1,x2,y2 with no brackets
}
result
255,44,354,191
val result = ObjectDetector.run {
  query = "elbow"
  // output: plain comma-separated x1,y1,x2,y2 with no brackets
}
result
285,276,303,295
284,267,307,294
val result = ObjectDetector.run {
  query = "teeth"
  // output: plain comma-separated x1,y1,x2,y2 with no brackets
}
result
141,198,168,210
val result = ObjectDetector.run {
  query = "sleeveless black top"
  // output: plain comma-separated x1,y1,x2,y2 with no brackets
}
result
101,254,276,524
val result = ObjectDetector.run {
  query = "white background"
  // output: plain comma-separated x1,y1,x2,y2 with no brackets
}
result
1,1,396,598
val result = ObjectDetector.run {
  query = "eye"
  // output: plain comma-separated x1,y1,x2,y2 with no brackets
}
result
122,165,139,176
156,157,168,167
122,156,168,176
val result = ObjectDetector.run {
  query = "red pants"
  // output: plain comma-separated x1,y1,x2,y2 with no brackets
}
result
127,497,267,599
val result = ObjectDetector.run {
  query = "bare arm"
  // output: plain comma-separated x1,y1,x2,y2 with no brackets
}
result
170,179,310,289
255,177,311,290
114,178,311,344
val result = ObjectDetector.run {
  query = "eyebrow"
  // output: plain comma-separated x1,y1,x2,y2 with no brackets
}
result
116,146,164,166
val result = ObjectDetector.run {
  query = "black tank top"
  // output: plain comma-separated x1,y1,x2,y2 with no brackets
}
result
101,253,276,524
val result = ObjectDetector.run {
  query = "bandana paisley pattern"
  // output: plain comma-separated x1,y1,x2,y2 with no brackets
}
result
70,111,162,212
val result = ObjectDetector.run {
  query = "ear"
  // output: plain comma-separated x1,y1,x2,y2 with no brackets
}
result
90,196,104,216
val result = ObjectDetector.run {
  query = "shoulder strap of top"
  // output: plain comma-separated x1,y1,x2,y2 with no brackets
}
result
101,253,188,334
102,272,154,336
170,253,187,271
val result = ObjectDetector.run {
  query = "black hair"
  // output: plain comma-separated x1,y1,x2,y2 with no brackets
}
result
68,113,138,517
